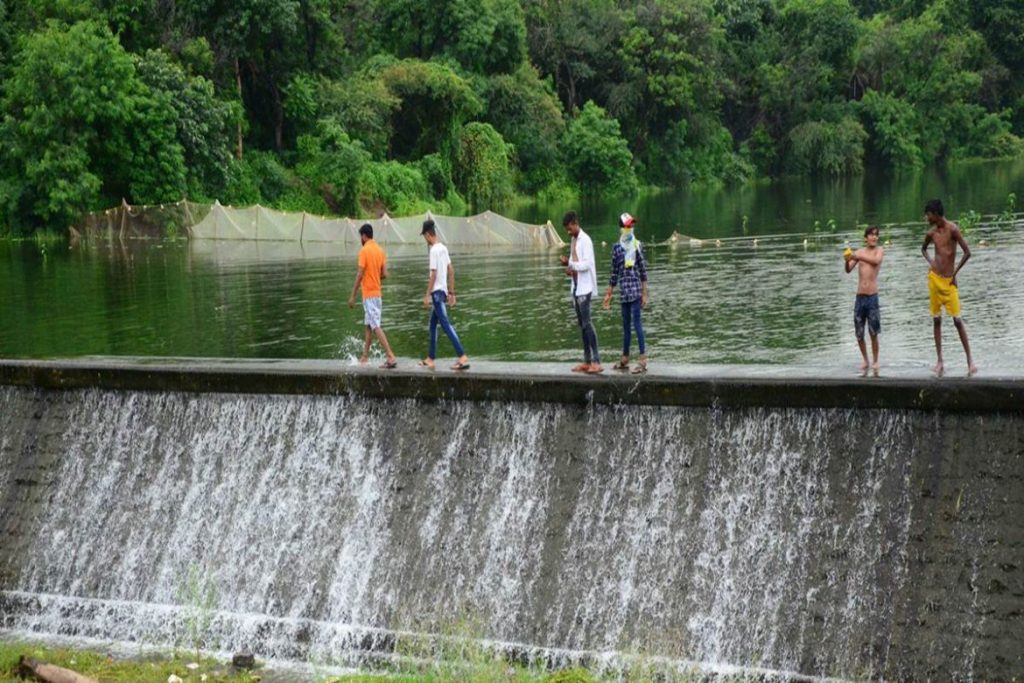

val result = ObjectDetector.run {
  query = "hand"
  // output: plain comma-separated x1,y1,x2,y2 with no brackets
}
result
347,296,355,308
559,255,569,266
602,295,611,310
447,293,456,306
641,292,649,308
565,267,575,277
423,294,431,308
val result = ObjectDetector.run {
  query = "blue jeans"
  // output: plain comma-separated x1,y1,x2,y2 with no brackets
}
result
573,294,600,363
428,290,465,359
621,298,646,355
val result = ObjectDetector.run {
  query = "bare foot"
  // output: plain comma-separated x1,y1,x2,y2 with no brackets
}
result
585,363,604,374
871,361,880,371
359,356,369,365
933,361,944,377
571,363,590,373
967,363,978,376
859,359,869,371
418,358,435,370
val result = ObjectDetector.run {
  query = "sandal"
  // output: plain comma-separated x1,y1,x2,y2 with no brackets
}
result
451,360,471,371
418,359,435,370
631,362,647,375
571,363,590,373
379,359,398,369
613,359,630,371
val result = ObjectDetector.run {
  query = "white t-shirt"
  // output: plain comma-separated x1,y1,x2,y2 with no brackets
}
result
569,230,598,297
429,242,451,293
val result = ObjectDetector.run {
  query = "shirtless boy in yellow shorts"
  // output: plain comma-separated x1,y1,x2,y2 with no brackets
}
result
921,199,977,376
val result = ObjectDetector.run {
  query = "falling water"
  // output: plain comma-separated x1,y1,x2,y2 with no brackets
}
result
0,385,1018,679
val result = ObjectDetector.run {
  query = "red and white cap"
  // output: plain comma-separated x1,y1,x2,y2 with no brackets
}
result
619,212,636,228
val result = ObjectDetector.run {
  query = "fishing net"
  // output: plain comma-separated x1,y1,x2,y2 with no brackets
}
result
78,200,564,248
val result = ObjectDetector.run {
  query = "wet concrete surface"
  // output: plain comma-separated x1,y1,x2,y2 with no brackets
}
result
0,356,1022,412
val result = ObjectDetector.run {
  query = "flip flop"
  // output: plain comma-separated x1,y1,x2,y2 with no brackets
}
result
571,363,590,373
379,359,398,369
631,363,647,375
613,359,630,371
418,359,435,369
585,365,604,374
451,361,471,371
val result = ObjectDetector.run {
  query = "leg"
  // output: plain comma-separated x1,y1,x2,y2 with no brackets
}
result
868,297,881,370
373,327,396,364
578,294,602,372
427,307,439,362
633,299,646,360
572,296,591,370
620,301,632,363
952,317,977,375
432,292,466,359
869,334,880,370
361,327,372,364
854,309,868,370
932,317,944,376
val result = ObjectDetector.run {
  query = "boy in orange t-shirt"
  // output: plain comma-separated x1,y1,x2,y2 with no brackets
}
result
348,223,397,368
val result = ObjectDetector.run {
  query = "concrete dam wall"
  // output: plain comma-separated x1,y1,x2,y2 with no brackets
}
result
0,359,1021,679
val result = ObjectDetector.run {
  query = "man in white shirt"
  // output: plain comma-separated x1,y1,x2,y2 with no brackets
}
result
420,219,470,371
559,210,603,373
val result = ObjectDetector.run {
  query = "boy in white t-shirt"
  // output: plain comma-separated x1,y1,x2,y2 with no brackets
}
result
420,220,470,370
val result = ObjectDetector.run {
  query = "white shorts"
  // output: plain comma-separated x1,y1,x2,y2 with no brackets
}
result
362,297,382,329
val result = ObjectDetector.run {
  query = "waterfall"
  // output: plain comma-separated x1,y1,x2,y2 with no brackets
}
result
0,385,1016,679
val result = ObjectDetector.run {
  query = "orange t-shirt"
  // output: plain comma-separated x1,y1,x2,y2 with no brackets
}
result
357,239,386,298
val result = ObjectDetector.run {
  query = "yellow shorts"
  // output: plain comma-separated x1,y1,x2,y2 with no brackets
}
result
928,270,961,317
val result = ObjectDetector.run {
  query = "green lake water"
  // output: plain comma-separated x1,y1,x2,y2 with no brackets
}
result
3,161,1023,373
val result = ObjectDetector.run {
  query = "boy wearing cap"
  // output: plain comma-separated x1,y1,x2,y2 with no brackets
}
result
347,223,398,368
602,212,649,374
420,219,470,371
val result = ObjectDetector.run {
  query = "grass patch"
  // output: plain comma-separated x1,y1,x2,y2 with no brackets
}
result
0,640,262,683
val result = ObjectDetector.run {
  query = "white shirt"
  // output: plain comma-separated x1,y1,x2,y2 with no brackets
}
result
569,229,598,297
429,242,451,293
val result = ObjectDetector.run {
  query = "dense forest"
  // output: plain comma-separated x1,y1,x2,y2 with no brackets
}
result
0,0,1022,232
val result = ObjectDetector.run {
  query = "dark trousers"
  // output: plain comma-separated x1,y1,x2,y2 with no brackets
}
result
574,294,600,363
621,298,646,355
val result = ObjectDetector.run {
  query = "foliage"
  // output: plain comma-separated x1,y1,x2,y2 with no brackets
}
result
454,122,515,210
788,117,869,175
0,20,185,232
0,640,261,683
176,563,219,662
561,101,639,195
3,0,1024,231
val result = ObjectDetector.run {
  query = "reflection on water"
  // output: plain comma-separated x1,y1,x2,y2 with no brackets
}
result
2,160,1022,372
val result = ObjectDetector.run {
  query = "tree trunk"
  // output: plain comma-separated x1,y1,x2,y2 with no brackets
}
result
18,657,98,683
235,57,244,160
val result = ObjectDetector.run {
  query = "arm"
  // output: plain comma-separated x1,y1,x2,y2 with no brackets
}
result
447,263,457,306
844,258,856,274
348,267,364,307
855,248,884,266
638,248,649,306
423,270,436,307
381,262,388,280
604,248,620,309
951,228,971,283
920,232,934,268
570,237,592,272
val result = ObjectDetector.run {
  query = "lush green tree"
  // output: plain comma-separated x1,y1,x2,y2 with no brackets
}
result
524,0,624,113
0,21,185,231
787,116,868,174
561,101,638,194
375,59,482,162
135,49,239,198
454,122,514,210
375,0,526,75
484,65,565,191
292,118,370,215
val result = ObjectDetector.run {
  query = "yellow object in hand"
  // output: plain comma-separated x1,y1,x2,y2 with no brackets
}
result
843,247,853,260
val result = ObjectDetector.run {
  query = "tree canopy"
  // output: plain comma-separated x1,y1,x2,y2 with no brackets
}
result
1,0,1022,232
